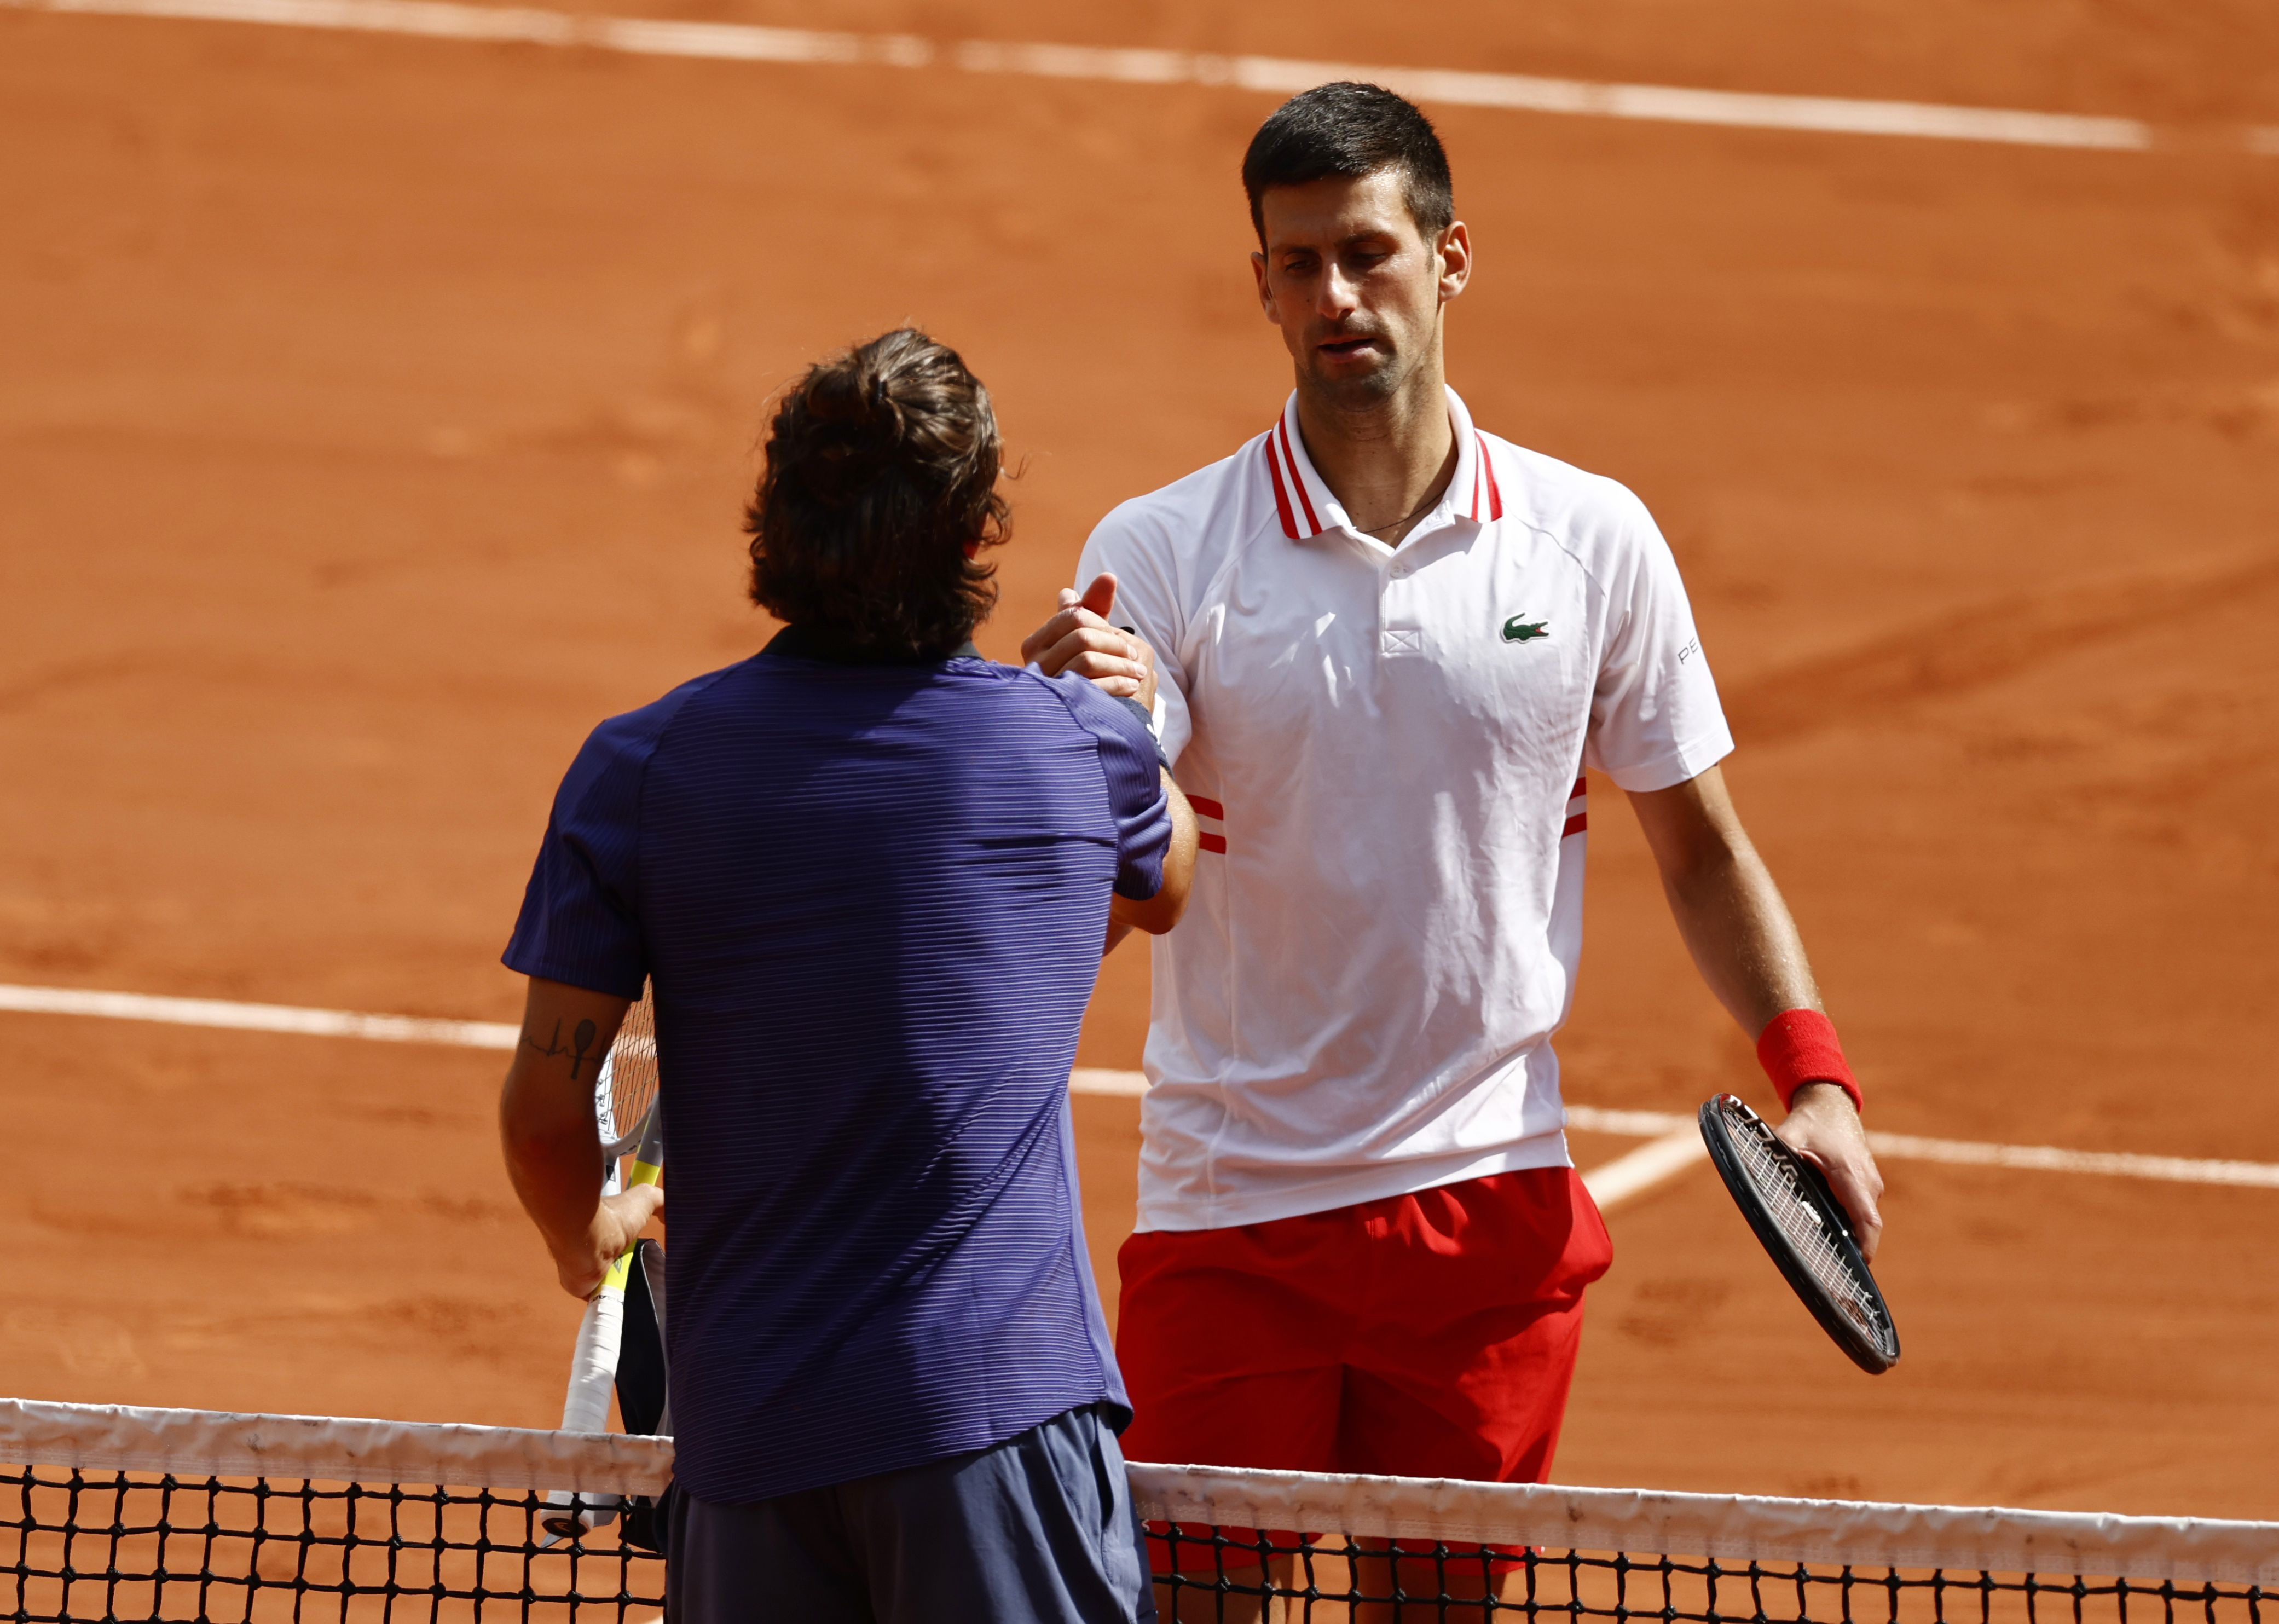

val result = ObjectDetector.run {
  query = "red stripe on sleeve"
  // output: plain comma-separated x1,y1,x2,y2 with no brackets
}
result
1277,419,1322,534
1263,437,1299,540
1562,812,1588,839
1572,776,1587,797
1197,832,1228,854
1187,796,1225,820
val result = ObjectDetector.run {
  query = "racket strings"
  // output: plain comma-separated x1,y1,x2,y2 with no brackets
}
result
597,985,661,1160
1723,1107,1888,1339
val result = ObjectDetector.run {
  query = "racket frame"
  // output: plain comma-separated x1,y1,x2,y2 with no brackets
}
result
1697,1092,1900,1374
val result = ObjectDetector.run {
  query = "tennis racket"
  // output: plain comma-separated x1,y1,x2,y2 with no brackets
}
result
1697,1092,1900,1374
541,983,662,1540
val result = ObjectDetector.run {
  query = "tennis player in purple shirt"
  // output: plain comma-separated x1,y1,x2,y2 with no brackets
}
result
497,329,1196,1624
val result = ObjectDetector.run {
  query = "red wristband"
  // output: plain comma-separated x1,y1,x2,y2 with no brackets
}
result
1755,1009,1864,1114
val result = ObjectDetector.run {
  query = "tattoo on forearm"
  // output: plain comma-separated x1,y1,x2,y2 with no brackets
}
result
523,1019,568,1063
523,1016,603,1082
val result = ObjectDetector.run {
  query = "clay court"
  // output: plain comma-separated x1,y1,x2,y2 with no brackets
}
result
3,0,2276,1530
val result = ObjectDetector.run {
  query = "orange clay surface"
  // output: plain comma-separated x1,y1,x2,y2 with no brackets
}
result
3,0,2277,1523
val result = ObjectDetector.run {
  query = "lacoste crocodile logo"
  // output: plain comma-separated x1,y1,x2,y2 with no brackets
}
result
1501,615,1550,644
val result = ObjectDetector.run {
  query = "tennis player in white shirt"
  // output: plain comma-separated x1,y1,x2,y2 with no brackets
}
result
1024,82,1886,1616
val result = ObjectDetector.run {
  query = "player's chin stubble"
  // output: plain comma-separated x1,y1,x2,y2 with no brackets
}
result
1304,341,1408,414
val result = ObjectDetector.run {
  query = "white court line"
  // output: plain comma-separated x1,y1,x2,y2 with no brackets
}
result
0,980,518,1048
1856,1129,2279,1189
1564,1104,1691,1137
1577,1129,1707,1209
8,984,2276,1200
5,0,2247,157
1564,1103,2279,1191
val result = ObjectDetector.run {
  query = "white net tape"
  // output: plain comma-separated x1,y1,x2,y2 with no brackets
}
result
1133,1463,2279,1585
0,1398,672,1497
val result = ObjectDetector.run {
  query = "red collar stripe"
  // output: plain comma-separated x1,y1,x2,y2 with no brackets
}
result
1263,434,1300,540
1269,418,1489,535
1276,418,1323,535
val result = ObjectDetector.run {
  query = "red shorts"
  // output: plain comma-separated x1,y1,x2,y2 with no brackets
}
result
1116,1168,1613,1572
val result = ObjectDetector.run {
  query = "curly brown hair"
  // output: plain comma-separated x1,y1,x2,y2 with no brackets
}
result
746,329,1009,657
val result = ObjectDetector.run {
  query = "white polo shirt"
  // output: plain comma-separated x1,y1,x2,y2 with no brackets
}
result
1077,388,1734,1232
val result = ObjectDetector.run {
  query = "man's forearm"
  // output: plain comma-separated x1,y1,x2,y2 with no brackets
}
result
500,1057,609,1258
1628,766,1820,1033
498,976,643,1296
1660,834,1820,1032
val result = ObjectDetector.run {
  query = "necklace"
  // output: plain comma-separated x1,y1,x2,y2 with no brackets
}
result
1356,488,1442,539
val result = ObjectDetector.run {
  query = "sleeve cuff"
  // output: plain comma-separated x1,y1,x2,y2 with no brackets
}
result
1594,726,1736,794
1117,695,1172,773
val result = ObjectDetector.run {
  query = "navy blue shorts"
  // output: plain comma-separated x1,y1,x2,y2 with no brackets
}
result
665,1404,1155,1624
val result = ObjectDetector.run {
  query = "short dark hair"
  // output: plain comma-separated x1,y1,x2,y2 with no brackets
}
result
1241,83,1455,246
746,329,1008,656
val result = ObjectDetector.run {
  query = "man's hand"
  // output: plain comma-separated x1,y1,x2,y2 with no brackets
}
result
1020,572,1158,708
1773,1081,1885,1263
552,1184,666,1299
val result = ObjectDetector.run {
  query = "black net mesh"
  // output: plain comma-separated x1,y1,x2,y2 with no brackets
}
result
1149,1526,2270,1623
1,1465,663,1623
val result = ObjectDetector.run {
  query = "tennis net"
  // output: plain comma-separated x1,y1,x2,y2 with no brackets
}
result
1132,1463,2276,1622
4,1398,2272,1623
0,1398,667,1623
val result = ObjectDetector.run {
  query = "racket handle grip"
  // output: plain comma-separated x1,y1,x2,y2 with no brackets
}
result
542,1288,628,1534
558,1285,624,1435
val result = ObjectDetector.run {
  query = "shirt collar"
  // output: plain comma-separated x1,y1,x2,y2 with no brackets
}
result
765,626,982,666
1449,388,1505,527
1260,386,1501,543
